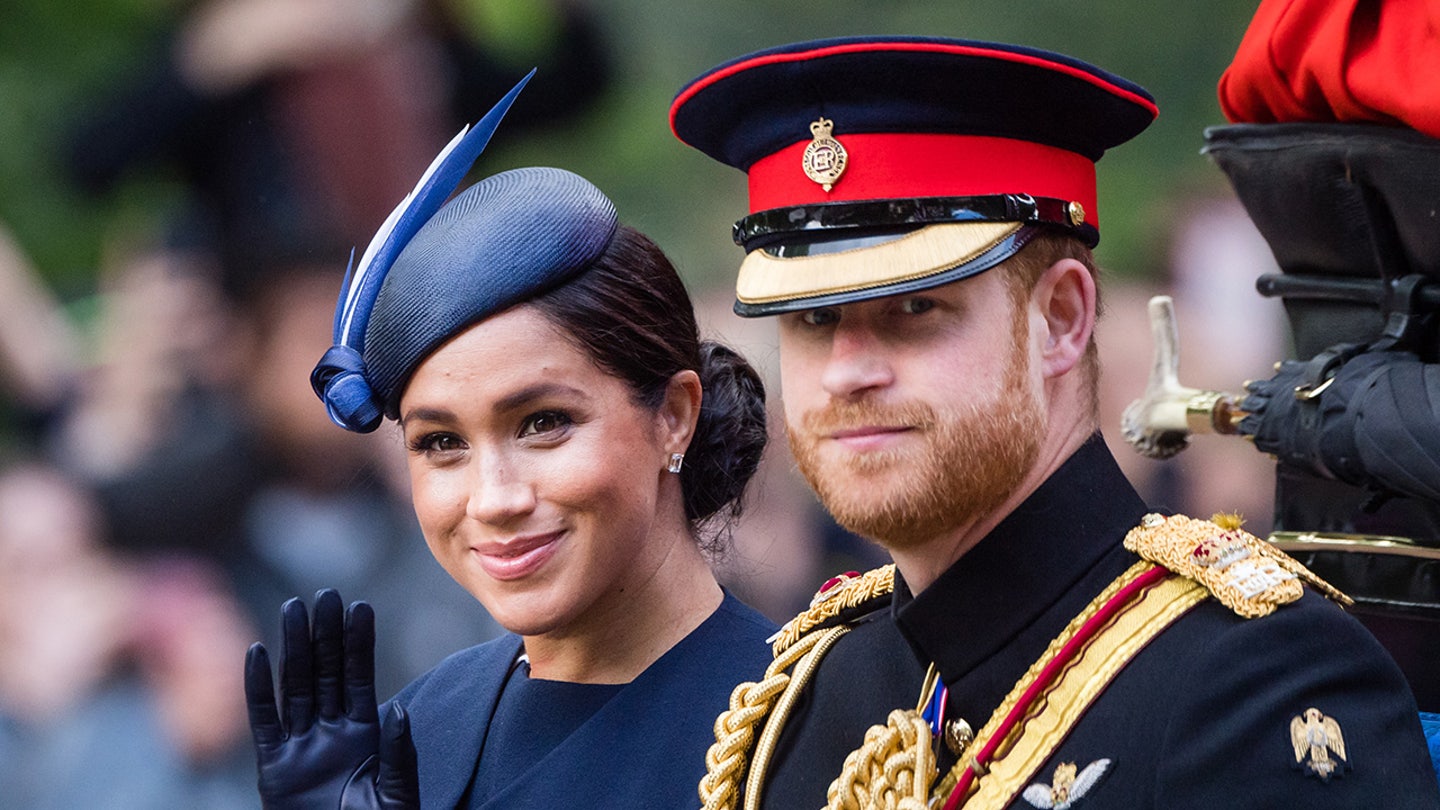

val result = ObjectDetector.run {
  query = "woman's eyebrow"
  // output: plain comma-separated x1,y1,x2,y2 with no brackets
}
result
400,382,592,429
492,381,590,413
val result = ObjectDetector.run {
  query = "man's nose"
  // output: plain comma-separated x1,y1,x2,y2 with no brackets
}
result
820,323,895,399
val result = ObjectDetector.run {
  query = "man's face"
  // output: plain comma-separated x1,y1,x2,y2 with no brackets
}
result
778,267,1044,550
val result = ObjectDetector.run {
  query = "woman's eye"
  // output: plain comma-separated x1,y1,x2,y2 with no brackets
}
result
900,297,935,315
800,307,840,327
519,410,572,438
409,432,464,454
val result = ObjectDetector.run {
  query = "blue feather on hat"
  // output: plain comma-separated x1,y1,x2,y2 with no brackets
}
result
311,69,535,433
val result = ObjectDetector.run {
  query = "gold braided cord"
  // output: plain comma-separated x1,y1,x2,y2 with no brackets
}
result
771,565,895,655
699,627,837,810
824,709,937,810
744,626,849,810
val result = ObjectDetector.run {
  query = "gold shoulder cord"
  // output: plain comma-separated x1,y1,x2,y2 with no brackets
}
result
745,626,849,809
698,566,896,810
825,704,939,810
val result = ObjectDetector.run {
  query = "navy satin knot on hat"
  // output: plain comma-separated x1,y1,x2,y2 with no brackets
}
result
313,344,380,432
311,70,618,433
668,36,1157,316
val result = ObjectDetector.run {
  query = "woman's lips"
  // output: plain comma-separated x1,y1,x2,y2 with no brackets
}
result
474,531,563,581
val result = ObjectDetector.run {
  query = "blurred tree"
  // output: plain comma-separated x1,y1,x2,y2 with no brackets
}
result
0,0,181,297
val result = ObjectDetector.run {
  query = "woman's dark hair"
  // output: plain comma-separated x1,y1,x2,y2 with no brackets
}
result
528,225,767,551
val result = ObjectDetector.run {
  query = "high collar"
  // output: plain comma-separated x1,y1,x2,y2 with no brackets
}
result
892,433,1149,682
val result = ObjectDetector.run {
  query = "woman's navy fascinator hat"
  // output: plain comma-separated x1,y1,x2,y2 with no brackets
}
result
311,71,619,432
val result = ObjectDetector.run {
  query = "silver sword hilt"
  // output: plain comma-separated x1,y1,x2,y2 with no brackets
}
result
1120,295,1244,460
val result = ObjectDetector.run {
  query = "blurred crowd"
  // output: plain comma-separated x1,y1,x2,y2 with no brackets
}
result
0,0,612,804
0,1,1289,806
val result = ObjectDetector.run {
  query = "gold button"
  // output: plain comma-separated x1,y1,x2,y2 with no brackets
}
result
944,718,975,756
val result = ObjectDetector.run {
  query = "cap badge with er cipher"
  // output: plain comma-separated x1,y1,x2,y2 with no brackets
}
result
803,117,848,191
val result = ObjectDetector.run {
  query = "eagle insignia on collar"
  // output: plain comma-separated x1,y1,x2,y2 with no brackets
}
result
1021,759,1111,809
1291,708,1349,781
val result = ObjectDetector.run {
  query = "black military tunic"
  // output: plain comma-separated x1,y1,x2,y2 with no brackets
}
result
759,435,1440,808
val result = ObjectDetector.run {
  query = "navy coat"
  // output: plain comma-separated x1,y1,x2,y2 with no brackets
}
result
392,592,775,808
756,436,1440,808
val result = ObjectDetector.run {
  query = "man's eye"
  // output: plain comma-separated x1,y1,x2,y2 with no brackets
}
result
520,410,572,438
900,297,935,315
801,308,840,327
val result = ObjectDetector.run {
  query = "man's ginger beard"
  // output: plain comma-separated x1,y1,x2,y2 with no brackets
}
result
787,303,1044,551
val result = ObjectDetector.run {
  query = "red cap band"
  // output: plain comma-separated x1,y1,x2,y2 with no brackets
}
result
745,133,1099,227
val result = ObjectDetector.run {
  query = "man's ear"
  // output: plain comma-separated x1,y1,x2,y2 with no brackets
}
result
1032,257,1096,380
659,369,703,453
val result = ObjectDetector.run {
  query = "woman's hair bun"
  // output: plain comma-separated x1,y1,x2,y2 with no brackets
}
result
681,341,768,543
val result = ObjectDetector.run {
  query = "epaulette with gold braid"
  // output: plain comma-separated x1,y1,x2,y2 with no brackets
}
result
1123,512,1351,618
769,565,895,655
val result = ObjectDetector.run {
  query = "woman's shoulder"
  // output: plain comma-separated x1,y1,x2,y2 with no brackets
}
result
713,589,781,638
663,591,777,679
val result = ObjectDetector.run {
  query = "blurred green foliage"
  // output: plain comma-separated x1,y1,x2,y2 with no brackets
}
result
0,0,180,298
0,0,1260,301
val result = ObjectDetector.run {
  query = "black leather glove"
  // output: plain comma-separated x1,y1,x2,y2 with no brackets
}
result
1241,350,1440,502
245,589,420,809
1240,355,1366,482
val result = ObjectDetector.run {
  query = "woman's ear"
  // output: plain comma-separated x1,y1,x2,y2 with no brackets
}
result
659,369,703,453
1032,257,1096,380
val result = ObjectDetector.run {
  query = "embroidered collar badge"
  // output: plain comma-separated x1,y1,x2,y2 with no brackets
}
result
1291,708,1349,781
1021,759,1111,809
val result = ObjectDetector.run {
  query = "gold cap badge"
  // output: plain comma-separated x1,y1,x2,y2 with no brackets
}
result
802,117,848,192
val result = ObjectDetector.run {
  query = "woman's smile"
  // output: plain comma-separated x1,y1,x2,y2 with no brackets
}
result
473,530,565,581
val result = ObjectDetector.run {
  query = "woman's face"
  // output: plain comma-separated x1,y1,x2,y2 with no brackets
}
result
398,305,692,639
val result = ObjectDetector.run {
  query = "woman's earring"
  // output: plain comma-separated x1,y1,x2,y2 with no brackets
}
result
667,453,685,474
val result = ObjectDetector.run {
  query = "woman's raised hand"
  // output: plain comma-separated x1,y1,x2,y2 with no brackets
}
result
245,589,419,809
